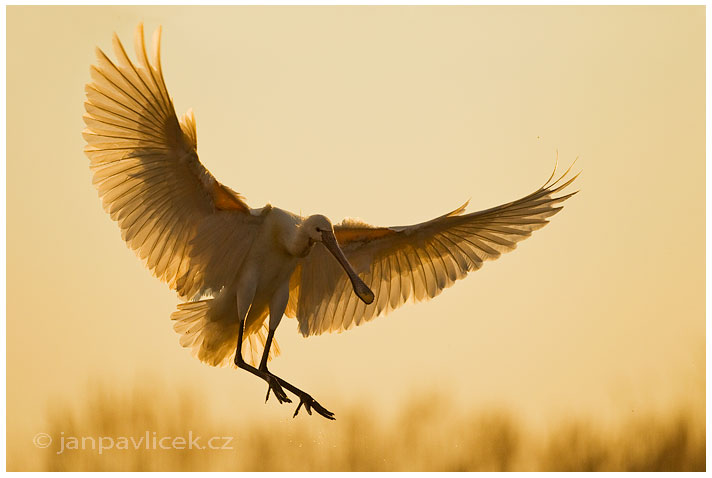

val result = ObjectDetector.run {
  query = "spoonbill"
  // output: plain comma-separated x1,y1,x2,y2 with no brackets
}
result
83,24,579,420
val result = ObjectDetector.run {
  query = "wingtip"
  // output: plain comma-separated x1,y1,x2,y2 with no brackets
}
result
151,24,164,72
448,199,470,217
547,155,580,188
134,22,146,61
93,45,105,60
541,152,559,189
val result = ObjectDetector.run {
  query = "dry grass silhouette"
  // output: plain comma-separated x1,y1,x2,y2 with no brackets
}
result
10,383,705,471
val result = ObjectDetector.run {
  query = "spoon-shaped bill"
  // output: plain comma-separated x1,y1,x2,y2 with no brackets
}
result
321,229,375,304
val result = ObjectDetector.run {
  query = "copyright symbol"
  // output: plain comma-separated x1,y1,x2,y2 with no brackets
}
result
33,433,52,448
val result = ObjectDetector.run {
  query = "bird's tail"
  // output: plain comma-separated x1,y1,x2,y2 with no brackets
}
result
171,299,280,368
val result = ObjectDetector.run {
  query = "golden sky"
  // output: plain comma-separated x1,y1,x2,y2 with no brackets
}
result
7,5,705,448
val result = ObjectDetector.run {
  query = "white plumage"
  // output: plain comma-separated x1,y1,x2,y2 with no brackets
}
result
83,24,578,419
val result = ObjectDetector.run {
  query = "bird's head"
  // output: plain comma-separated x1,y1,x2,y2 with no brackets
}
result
303,214,334,243
302,214,374,305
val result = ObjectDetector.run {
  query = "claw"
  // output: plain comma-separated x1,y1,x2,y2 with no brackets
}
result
293,392,335,420
265,374,291,405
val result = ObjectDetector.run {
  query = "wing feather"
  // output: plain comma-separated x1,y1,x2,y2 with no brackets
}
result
84,24,259,299
290,164,579,336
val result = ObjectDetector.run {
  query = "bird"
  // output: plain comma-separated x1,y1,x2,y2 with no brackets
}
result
82,24,579,420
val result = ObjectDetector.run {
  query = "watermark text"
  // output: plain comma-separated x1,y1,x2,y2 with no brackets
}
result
33,431,234,454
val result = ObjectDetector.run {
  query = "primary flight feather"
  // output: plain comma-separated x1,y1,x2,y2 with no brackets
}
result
83,24,579,420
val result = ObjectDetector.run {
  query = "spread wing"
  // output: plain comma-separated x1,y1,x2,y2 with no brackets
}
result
288,163,579,336
83,24,261,300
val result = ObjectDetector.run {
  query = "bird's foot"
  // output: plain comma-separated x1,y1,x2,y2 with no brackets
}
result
293,391,335,420
265,373,291,405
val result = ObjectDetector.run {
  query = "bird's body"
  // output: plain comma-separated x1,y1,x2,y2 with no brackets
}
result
83,24,579,419
172,207,323,367
232,208,305,333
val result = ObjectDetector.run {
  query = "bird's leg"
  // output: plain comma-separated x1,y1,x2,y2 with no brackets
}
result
256,285,334,420
257,286,292,405
233,289,291,405
257,327,291,404
233,319,291,405
258,328,274,372
232,284,334,419
255,344,335,419
271,375,335,420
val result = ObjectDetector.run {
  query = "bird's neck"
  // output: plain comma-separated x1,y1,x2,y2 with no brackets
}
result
286,224,314,258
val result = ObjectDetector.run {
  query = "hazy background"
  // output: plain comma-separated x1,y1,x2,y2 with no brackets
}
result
7,5,705,470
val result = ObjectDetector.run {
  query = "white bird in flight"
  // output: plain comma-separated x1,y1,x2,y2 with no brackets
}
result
83,24,579,420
